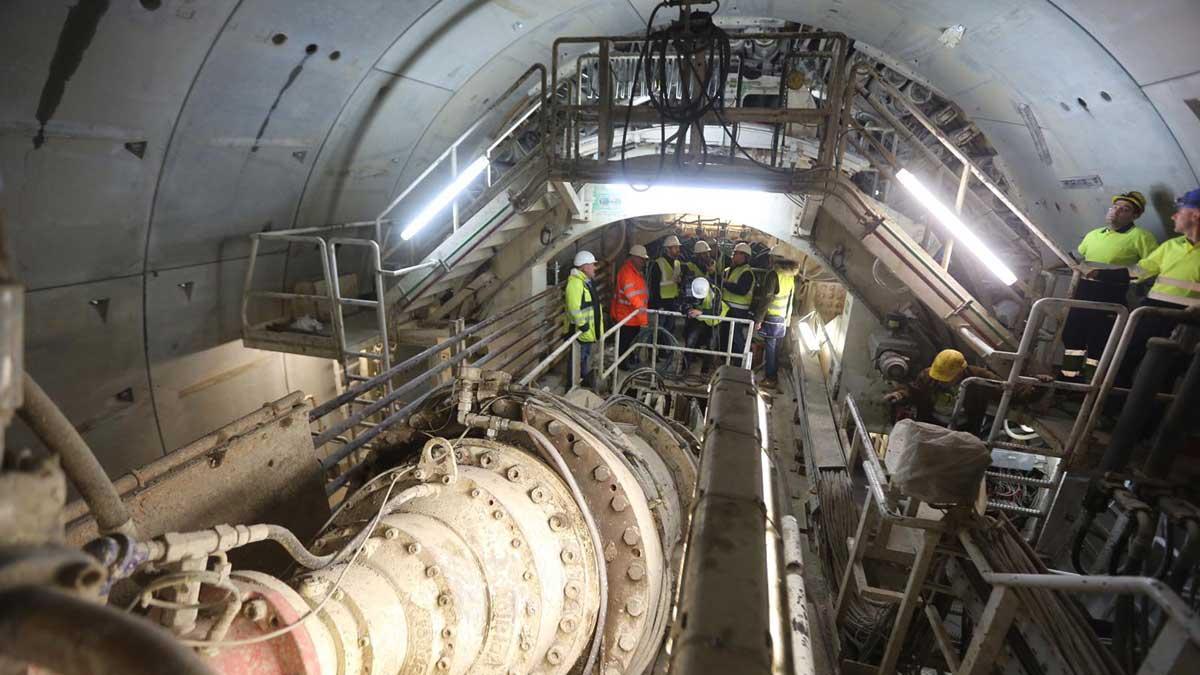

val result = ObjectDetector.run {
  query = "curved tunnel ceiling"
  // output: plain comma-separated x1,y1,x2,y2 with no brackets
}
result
1,0,1198,472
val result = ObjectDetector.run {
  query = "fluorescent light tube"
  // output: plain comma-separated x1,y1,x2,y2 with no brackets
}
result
895,168,1018,286
400,156,490,241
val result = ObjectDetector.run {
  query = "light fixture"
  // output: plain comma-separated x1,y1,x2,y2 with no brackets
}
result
894,168,1018,286
400,156,490,241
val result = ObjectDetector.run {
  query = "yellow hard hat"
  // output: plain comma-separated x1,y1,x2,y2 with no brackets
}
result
1112,191,1146,214
929,349,967,383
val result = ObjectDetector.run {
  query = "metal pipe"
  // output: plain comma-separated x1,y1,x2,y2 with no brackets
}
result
1167,520,1200,593
0,586,214,675
1143,344,1200,478
1102,337,1178,473
19,373,135,537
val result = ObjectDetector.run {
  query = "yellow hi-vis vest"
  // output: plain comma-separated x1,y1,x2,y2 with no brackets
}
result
655,256,681,300
1138,236,1200,308
564,268,602,342
722,264,755,311
698,289,730,327
765,271,796,323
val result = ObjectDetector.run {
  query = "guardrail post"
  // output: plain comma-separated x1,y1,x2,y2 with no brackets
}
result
957,586,1018,675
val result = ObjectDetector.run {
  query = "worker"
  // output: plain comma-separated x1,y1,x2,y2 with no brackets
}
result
1114,187,1200,387
649,235,683,333
753,257,800,387
1061,191,1158,379
684,277,728,372
612,244,650,370
885,349,1050,433
564,250,603,386
720,242,756,363
684,240,716,282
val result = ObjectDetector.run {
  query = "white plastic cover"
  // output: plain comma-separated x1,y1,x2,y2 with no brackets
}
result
884,419,990,505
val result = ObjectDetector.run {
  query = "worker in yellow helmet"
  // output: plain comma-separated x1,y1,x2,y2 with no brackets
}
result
649,235,683,333
564,250,603,386
885,349,1048,432
720,242,757,362
753,256,800,387
1114,187,1200,388
1061,191,1158,379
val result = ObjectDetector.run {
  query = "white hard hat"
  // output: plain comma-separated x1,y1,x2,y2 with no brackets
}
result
693,240,712,254
690,277,710,299
628,244,648,258
733,242,752,255
663,235,681,248
573,250,597,267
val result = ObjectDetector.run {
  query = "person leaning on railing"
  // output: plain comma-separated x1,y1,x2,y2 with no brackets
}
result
1061,191,1158,380
611,244,650,370
1113,187,1200,387
683,277,728,372
564,250,604,387
752,256,800,388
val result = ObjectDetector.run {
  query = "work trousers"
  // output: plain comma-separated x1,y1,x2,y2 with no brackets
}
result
1062,278,1128,374
719,309,753,366
758,320,788,378
684,321,715,369
578,341,593,386
618,325,644,368
1115,299,1189,389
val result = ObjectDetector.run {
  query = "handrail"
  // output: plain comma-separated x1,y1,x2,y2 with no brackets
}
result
375,63,548,251
867,78,1075,269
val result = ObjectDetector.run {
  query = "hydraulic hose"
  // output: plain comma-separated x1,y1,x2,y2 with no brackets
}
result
1070,510,1097,574
1119,510,1156,575
0,586,214,675
1167,520,1200,593
18,373,135,537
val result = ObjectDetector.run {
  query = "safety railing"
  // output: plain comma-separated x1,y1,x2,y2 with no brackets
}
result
310,289,560,494
520,307,754,392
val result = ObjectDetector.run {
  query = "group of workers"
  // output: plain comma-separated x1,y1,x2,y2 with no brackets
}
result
888,187,1200,435
563,235,800,387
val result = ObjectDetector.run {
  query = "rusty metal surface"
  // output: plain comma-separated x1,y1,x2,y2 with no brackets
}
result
64,393,327,573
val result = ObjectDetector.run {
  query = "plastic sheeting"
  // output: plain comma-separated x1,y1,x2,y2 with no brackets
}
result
884,419,990,505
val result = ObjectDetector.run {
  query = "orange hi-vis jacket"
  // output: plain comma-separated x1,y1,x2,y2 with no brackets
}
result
611,259,649,328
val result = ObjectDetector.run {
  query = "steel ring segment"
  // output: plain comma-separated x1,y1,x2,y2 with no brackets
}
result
520,405,669,675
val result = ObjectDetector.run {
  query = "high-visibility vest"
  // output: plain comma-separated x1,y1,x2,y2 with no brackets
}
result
1139,236,1200,307
684,260,710,280
611,259,649,327
697,289,730,327
722,264,755,311
655,256,681,300
564,268,602,342
764,270,796,324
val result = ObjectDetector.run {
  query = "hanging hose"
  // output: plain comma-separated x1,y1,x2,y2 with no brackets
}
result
1168,520,1200,593
1070,510,1097,574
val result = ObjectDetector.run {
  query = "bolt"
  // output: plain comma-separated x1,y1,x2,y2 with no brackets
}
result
523,570,535,582
426,565,441,578
561,549,577,563
604,543,617,562
564,582,581,599
441,475,453,485
407,542,422,555
529,486,547,503
506,466,522,482
243,599,270,621
592,465,611,481
547,647,564,665
548,514,566,531
298,577,322,598
480,453,494,467
619,634,637,651
559,617,578,633
470,488,483,498
547,421,564,436
627,561,646,581
436,657,451,671
571,441,588,456
525,603,537,617
626,598,645,617
358,636,371,648
520,639,532,652
437,593,452,607
442,627,454,639
413,468,427,480
333,589,346,601
492,509,504,520
611,495,628,512
511,538,522,549
383,527,400,540
623,526,641,545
